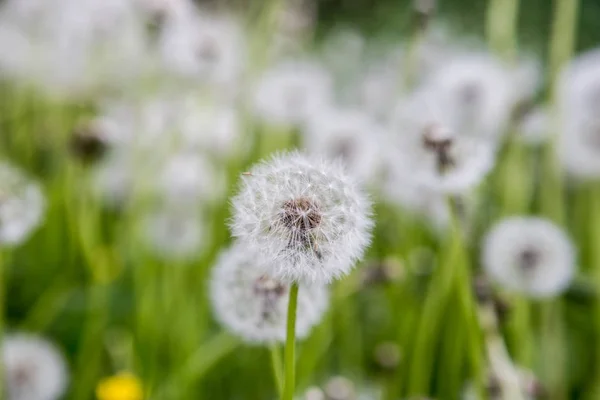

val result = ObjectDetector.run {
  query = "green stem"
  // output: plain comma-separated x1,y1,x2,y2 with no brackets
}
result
0,250,5,398
270,344,284,397
486,0,520,61
548,0,580,91
283,283,299,400
152,332,239,399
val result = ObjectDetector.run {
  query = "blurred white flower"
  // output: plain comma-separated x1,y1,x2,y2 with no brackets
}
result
141,207,205,260
210,242,329,343
390,101,495,194
0,0,149,97
178,98,241,159
422,52,517,142
252,60,333,128
155,151,225,205
516,106,550,146
2,333,68,400
303,108,384,182
482,217,575,298
231,152,373,284
157,10,245,90
558,49,600,179
0,163,45,246
358,60,403,121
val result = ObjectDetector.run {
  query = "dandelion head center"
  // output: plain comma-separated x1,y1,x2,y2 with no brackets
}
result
421,124,455,174
280,197,322,232
284,86,306,112
330,136,355,161
517,247,541,272
459,81,481,106
196,38,219,64
12,360,37,386
253,275,287,298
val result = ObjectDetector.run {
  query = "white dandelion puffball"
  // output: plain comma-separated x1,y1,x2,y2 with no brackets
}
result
210,243,329,343
423,52,516,141
231,152,373,284
157,10,245,88
482,217,576,298
558,49,600,179
140,207,205,261
0,162,46,246
516,106,551,146
390,102,495,195
3,334,68,400
252,60,333,127
155,151,225,205
303,108,384,182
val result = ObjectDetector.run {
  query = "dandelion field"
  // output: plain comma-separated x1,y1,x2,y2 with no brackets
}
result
1,0,600,399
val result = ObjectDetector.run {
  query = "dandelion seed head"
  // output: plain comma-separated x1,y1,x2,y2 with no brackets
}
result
304,108,384,182
3,334,68,400
158,11,244,89
210,243,329,343
231,152,373,284
516,106,550,146
389,100,495,195
482,217,575,298
140,207,205,261
252,60,333,127
0,163,46,246
423,53,516,141
559,49,600,179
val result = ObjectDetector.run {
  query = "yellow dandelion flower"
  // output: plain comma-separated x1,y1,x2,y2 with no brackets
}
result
96,373,144,400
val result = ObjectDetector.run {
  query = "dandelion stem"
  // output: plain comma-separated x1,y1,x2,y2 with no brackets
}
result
283,283,299,400
270,344,284,397
0,250,5,398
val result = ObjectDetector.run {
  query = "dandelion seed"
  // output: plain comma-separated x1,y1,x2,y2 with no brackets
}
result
231,152,373,284
482,217,576,298
210,242,329,343
0,162,46,246
252,60,333,128
2,333,68,400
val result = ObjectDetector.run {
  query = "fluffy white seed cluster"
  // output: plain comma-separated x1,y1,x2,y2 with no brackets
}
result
140,207,205,261
0,162,46,246
210,243,329,343
482,217,576,298
252,60,333,128
303,108,385,183
2,334,68,400
388,101,495,195
558,48,600,179
231,152,373,284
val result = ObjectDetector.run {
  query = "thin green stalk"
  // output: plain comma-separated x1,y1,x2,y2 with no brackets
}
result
548,0,580,90
270,344,284,397
153,332,240,399
589,185,600,395
486,0,520,61
0,250,5,398
283,283,299,400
